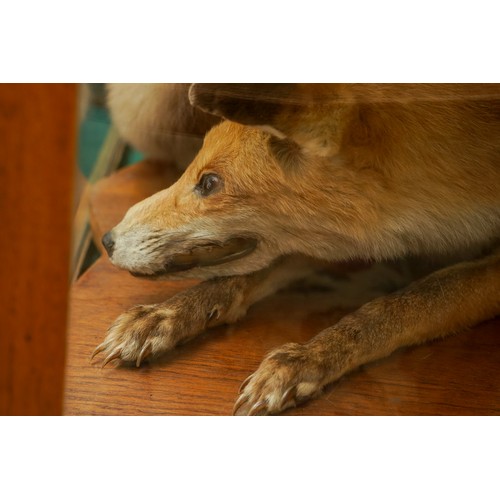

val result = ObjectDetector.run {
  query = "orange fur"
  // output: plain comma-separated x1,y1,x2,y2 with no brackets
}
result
96,84,500,415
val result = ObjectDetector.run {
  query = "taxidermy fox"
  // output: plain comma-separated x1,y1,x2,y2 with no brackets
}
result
94,84,500,415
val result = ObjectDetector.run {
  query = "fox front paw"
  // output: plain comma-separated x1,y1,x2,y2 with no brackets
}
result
91,304,184,367
233,342,326,416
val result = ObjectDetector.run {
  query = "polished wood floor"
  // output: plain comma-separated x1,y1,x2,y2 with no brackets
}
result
63,161,500,415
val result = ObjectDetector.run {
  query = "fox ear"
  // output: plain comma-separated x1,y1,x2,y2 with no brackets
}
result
189,83,343,157
188,83,300,139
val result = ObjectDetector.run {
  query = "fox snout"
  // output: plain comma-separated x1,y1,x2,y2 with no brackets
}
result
106,219,261,280
101,231,115,257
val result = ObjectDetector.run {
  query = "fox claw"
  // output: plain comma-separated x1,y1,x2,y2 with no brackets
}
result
90,342,107,362
136,343,152,367
101,350,122,368
238,374,254,394
280,386,297,408
247,400,268,416
232,393,249,415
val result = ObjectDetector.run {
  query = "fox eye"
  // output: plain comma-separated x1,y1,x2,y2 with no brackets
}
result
196,173,223,197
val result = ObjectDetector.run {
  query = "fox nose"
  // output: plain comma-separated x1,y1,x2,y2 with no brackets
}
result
101,231,115,257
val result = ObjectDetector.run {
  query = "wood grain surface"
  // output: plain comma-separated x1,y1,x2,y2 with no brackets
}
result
64,161,500,415
0,84,76,415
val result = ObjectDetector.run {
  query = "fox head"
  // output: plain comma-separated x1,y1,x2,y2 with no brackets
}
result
103,84,375,280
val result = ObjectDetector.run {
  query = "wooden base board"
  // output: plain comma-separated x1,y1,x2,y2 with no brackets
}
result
63,161,500,415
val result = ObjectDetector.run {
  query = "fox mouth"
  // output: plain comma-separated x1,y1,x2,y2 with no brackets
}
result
130,237,258,278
